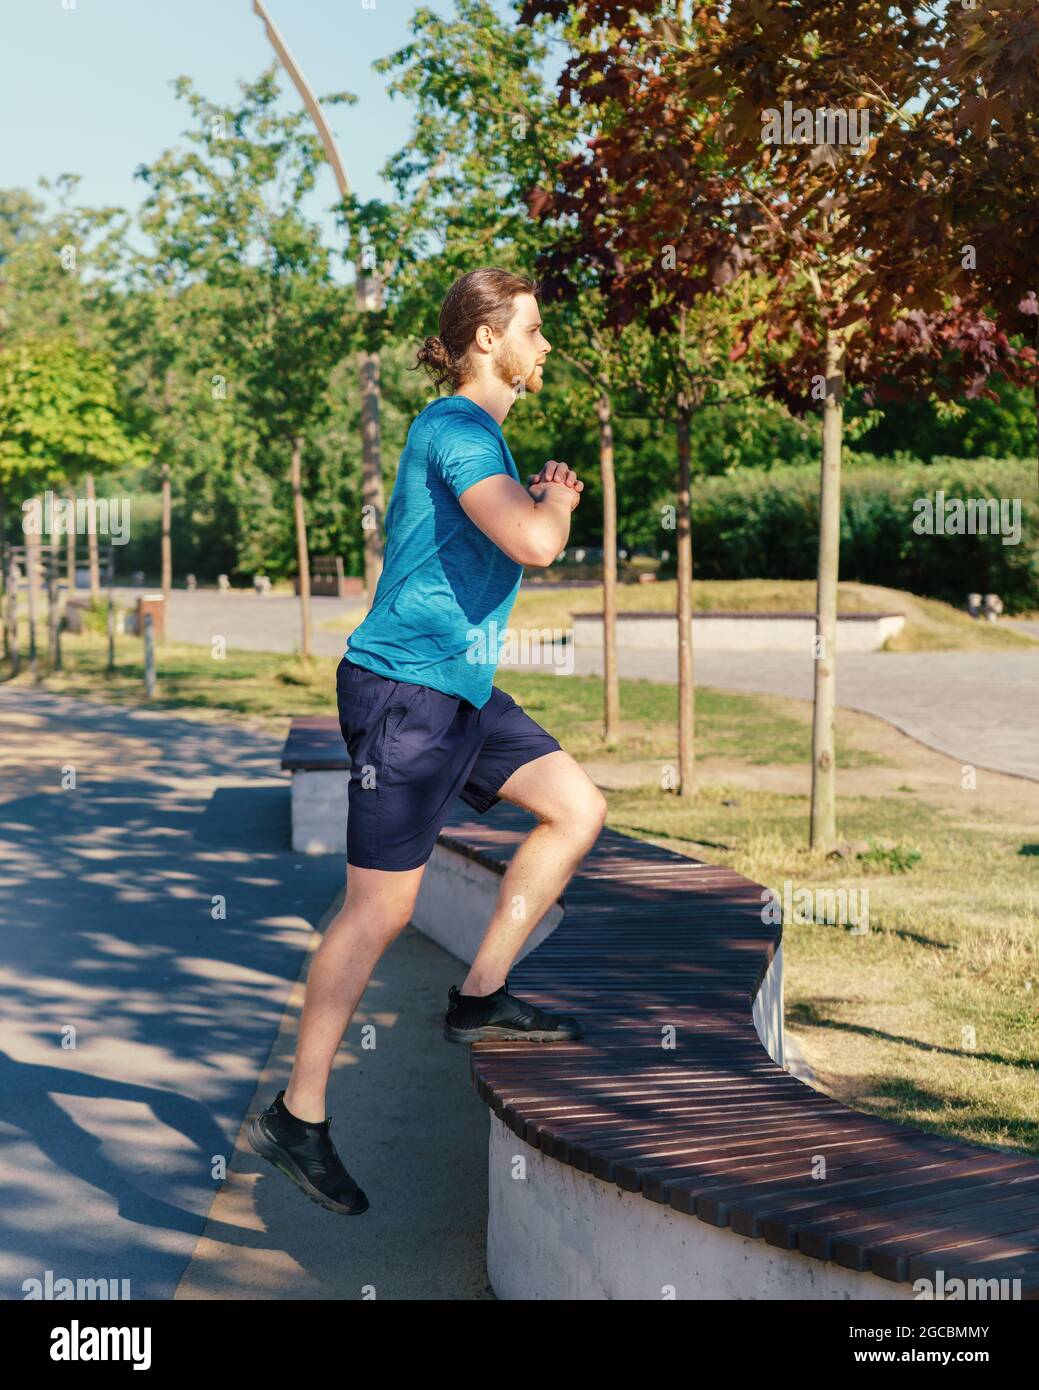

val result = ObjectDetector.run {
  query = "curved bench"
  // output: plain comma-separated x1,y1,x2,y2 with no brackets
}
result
280,717,1039,1299
426,802,1039,1301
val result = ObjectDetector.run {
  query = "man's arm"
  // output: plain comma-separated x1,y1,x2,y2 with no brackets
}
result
458,464,581,568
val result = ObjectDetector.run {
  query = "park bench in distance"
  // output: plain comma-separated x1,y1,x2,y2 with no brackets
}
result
279,714,1039,1300
293,556,364,599
280,715,351,853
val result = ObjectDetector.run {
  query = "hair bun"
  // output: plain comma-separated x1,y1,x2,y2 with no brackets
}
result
414,335,456,390
416,335,450,363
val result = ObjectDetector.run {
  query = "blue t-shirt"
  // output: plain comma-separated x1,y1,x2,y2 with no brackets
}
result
345,394,523,709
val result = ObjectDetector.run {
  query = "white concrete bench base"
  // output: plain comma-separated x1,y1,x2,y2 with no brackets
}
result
291,770,348,854
400,840,886,1301
572,612,906,653
411,843,564,963
486,1115,913,1300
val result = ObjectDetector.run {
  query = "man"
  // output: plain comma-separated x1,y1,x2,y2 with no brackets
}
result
248,268,607,1215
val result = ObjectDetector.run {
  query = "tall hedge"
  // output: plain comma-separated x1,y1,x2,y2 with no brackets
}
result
660,457,1037,612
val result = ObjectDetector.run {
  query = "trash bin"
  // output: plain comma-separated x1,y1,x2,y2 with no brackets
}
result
137,593,166,643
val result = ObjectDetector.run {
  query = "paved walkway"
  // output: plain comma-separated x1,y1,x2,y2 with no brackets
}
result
514,645,1039,783
110,586,1039,783
109,581,594,660
111,587,362,661
0,689,489,1301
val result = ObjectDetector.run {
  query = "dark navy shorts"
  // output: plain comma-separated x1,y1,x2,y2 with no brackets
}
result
336,656,562,871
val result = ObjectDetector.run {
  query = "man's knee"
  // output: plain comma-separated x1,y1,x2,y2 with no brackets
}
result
343,863,425,938
551,783,608,841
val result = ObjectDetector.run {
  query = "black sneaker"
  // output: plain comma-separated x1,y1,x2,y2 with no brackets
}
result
443,978,583,1043
247,1090,369,1216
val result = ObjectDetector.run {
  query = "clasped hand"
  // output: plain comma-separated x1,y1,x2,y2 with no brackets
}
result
526,460,584,512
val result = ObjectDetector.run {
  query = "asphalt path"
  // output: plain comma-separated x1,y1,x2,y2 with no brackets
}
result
527,645,1039,784
0,688,490,1300
109,586,1039,782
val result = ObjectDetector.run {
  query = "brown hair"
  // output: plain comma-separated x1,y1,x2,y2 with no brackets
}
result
414,267,539,392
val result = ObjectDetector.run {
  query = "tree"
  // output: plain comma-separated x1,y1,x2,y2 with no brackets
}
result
519,2,782,792
521,0,1025,845
0,337,144,500
1,179,137,598
252,0,389,604
854,0,1039,457
137,69,356,658
0,335,144,661
375,0,650,743
111,274,195,596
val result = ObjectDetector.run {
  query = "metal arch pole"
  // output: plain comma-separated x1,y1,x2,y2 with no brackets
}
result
251,0,385,600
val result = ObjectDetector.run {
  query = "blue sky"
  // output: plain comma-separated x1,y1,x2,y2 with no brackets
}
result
2,0,520,251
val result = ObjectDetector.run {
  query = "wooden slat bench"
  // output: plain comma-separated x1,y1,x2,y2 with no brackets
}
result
442,803,1039,1300
293,556,364,599
281,715,350,853
281,715,349,771
279,715,1039,1297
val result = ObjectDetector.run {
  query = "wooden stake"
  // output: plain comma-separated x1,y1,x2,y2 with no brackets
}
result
810,327,846,852
291,436,312,661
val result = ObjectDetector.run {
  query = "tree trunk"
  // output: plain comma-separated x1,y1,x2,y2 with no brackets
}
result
810,328,846,852
161,460,172,598
49,526,61,670
66,486,76,590
85,472,100,600
107,589,116,674
676,395,695,796
26,500,40,678
356,270,386,609
0,491,6,659
291,436,312,660
597,389,620,745
6,552,18,675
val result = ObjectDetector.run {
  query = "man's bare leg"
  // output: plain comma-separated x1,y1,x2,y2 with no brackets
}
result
282,751,603,1118
283,863,426,1122
459,749,607,996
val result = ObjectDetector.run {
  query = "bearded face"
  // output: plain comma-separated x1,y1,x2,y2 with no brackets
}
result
491,334,545,396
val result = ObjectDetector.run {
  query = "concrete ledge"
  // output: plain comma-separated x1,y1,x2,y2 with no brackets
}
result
411,841,565,965
572,611,906,653
284,727,1031,1299
485,1114,912,1301
405,834,802,1301
752,942,785,1071
290,769,348,854
286,754,869,1300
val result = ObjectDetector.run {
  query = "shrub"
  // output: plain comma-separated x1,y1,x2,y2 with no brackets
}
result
656,457,1037,611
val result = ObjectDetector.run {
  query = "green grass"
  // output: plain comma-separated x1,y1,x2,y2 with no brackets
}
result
4,632,884,766
5,624,1037,1155
603,781,1039,1153
492,667,886,767
6,630,340,727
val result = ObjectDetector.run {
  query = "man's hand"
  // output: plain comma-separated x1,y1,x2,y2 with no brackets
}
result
527,459,584,513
